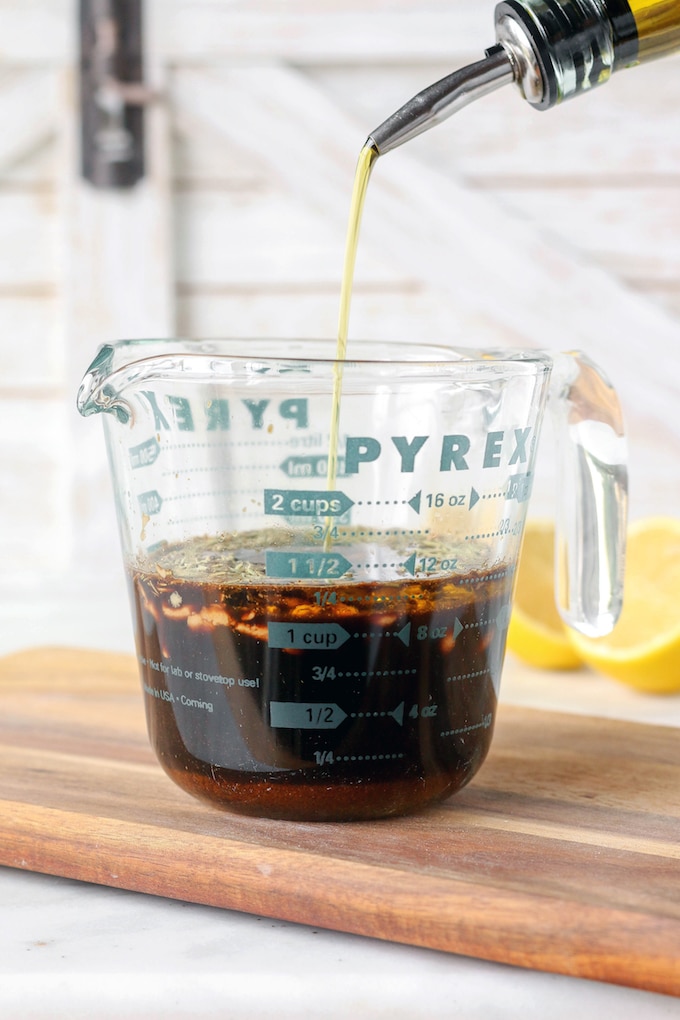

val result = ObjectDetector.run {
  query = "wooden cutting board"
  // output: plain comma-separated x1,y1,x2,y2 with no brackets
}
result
1,648,679,996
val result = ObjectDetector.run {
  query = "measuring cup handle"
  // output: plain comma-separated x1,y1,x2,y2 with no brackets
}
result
549,351,627,637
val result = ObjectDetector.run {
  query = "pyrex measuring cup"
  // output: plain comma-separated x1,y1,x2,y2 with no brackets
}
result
77,339,627,821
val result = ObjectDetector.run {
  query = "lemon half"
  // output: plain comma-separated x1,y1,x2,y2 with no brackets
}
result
507,519,582,670
568,517,680,694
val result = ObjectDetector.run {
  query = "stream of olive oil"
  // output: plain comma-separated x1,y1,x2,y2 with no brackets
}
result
324,142,379,548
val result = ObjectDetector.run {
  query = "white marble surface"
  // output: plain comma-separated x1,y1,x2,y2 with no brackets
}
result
1,579,680,1017
2,867,679,1020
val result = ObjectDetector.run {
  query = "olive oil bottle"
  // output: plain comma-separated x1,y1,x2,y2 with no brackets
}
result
327,0,679,509
368,0,680,153
494,0,680,109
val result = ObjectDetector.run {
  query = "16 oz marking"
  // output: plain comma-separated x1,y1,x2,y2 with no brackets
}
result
425,492,466,508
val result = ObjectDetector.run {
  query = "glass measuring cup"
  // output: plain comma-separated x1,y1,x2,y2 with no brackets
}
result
77,339,627,821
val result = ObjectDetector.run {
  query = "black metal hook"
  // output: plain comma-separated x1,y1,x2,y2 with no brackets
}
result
79,0,148,188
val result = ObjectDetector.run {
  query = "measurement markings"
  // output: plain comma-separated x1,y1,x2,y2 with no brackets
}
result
338,592,425,604
161,464,277,478
270,702,347,729
352,711,392,718
440,715,493,738
267,621,435,651
268,623,351,649
163,441,238,452
465,530,514,540
166,439,290,451
270,700,405,730
162,465,221,477
359,560,406,569
336,592,426,604
232,439,291,446
165,487,249,502
336,668,417,679
166,508,259,527
265,548,431,581
336,753,405,762
465,516,523,542
266,550,353,580
347,529,430,536
265,488,354,517
352,623,411,646
444,603,509,637
457,567,513,585
446,668,491,683
310,665,417,681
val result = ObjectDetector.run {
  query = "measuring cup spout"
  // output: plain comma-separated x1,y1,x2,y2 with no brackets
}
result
549,352,627,637
76,343,135,423
77,339,193,424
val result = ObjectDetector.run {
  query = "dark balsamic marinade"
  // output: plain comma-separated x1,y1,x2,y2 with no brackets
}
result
129,533,513,821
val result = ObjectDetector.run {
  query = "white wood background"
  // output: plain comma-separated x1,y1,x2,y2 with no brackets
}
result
0,0,679,591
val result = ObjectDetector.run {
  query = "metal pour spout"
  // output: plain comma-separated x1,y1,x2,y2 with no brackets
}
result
367,0,680,154
367,45,515,156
